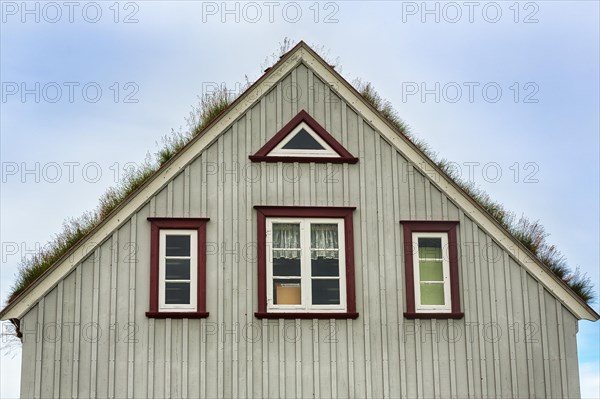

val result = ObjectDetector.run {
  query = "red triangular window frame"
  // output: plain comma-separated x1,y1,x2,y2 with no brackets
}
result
249,110,358,164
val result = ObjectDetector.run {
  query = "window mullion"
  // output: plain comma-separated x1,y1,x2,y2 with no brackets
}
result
303,220,312,310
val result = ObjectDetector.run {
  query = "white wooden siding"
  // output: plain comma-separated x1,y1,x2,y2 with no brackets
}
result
18,62,580,398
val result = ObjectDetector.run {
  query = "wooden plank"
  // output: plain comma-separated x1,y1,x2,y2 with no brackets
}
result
53,282,64,399
502,252,518,397
521,268,535,397
20,310,38,399
556,303,569,398
72,266,82,399
471,223,487,398
459,213,475,398
134,205,150,399
375,134,390,399
114,223,131,399
217,135,225,399
182,319,189,398
393,150,408,399
108,233,118,399
539,286,551,397
77,256,94,397
358,118,373,398
244,111,255,399
90,249,100,398
147,199,156,399
34,297,44,399
485,236,501,397
312,319,321,399
60,272,76,398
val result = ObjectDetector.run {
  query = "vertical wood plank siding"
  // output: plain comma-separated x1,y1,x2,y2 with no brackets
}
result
19,62,581,398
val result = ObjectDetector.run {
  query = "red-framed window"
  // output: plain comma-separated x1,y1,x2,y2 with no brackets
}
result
146,218,210,318
255,206,359,319
249,110,358,164
401,221,463,319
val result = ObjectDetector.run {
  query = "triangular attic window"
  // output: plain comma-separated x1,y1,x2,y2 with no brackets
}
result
249,110,358,164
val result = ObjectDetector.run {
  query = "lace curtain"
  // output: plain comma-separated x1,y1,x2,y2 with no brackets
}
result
311,224,338,259
273,223,300,259
272,223,339,260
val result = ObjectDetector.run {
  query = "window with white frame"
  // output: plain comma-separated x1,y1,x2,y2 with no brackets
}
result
159,229,198,311
266,218,346,312
412,232,451,312
401,221,462,319
146,217,209,319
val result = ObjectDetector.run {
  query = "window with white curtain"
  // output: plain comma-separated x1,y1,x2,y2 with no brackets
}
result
266,218,347,312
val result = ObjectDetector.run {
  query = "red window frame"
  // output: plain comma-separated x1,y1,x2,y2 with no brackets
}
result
255,206,359,319
146,217,210,319
249,110,358,164
401,221,464,319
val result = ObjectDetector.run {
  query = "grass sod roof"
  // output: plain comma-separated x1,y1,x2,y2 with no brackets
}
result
5,41,596,314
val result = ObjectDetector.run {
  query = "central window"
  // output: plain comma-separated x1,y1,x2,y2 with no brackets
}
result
255,206,358,319
267,218,346,312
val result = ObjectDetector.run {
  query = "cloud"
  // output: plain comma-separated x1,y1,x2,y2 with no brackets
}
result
580,362,600,399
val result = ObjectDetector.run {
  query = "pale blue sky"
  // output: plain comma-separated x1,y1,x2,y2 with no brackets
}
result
1,1,599,397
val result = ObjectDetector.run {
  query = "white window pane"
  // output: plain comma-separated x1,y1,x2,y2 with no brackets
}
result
281,128,325,150
419,260,443,282
165,259,191,280
418,237,442,259
420,283,445,306
312,279,340,305
166,235,191,256
311,257,339,277
274,279,301,305
165,282,191,304
273,257,301,277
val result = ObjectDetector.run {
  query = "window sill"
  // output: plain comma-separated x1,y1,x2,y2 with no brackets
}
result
404,312,464,320
146,311,209,319
255,312,359,320
249,155,359,164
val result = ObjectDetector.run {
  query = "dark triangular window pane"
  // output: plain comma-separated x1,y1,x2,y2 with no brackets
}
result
282,129,325,150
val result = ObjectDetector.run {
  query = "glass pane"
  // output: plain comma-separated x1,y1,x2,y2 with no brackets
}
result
418,237,442,259
311,223,339,263
281,129,325,150
273,279,301,305
165,282,190,304
312,279,340,305
166,259,191,280
420,283,445,305
419,260,443,282
273,257,301,277
272,223,300,253
311,257,340,277
166,235,191,257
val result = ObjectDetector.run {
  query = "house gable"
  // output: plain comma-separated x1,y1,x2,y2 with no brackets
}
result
1,41,597,324
6,42,595,398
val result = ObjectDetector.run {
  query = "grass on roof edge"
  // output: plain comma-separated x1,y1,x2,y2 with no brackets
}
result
352,79,595,305
6,47,595,308
7,87,236,304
